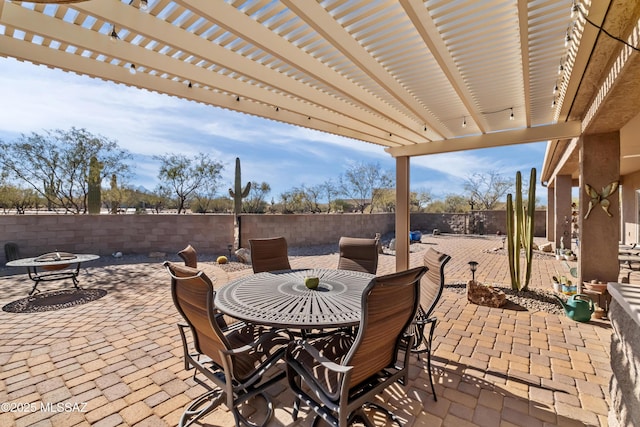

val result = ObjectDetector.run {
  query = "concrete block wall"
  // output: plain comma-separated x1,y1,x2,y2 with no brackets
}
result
1,210,549,264
410,211,547,237
0,214,234,263
239,213,396,248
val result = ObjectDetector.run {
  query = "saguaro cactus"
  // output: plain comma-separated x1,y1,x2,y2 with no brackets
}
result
87,155,103,214
506,168,536,291
228,157,251,223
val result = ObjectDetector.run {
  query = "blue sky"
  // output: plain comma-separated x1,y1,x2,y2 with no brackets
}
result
0,57,548,204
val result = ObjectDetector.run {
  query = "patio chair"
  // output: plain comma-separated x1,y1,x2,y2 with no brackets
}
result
286,266,427,427
165,261,290,427
337,236,379,274
178,244,198,268
249,236,291,273
4,242,20,264
406,247,451,401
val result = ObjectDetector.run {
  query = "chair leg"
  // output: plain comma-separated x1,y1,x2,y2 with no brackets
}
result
426,321,437,401
361,403,402,427
292,375,301,420
180,388,225,427
233,392,275,427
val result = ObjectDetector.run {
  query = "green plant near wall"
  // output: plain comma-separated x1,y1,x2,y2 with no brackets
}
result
506,168,536,291
228,157,251,224
87,155,103,214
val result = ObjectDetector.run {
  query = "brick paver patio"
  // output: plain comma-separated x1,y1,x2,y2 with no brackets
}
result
0,235,612,426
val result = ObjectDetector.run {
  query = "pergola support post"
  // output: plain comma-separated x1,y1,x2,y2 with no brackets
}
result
554,175,573,250
546,185,555,242
395,156,410,272
579,132,620,287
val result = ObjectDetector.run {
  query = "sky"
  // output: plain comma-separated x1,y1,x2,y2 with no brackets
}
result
0,57,549,204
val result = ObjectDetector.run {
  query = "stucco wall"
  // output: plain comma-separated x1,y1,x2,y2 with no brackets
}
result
621,170,640,245
0,214,234,263
620,111,640,245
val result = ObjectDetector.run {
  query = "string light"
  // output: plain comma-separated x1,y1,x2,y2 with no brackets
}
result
462,117,467,128
109,25,119,42
140,0,149,11
509,108,514,121
129,64,136,75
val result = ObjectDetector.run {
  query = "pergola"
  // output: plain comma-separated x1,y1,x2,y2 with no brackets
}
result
1,0,639,274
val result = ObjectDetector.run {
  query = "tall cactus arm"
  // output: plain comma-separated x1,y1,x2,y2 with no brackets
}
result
241,182,251,198
523,168,537,291
506,194,517,289
514,171,523,290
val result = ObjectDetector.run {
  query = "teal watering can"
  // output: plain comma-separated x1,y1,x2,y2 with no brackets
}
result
554,294,594,322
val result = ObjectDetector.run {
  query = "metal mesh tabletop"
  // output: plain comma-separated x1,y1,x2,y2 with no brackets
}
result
215,269,375,329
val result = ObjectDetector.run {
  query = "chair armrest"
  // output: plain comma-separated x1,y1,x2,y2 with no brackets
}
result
221,329,291,358
288,340,350,374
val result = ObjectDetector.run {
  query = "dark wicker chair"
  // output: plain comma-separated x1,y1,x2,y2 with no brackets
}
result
249,237,291,273
286,266,427,427
407,247,451,401
177,244,198,268
165,261,290,427
336,236,379,275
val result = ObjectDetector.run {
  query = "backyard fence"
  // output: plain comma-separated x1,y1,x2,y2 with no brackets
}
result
0,211,546,263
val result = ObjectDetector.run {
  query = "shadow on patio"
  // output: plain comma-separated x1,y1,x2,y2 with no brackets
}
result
0,236,611,426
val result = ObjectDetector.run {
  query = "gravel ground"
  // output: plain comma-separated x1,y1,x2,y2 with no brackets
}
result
444,283,565,316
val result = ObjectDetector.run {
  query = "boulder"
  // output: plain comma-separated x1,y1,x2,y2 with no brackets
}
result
539,242,553,253
235,248,251,264
467,280,506,308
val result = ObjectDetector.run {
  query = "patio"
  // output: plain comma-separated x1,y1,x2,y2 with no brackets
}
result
0,236,612,427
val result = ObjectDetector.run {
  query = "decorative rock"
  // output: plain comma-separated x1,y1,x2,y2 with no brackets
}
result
432,229,440,236
467,280,507,308
235,248,251,264
389,238,396,251
539,242,553,253
217,256,228,264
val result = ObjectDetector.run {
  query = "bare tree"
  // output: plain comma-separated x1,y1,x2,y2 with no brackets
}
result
339,162,394,213
244,181,271,213
464,170,512,210
322,179,340,213
0,128,131,214
155,153,224,214
412,188,433,212
303,184,323,213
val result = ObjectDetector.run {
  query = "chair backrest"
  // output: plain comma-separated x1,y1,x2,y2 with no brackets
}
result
421,248,451,318
344,266,427,387
165,261,228,366
249,237,291,273
4,242,20,263
178,244,198,268
337,236,379,274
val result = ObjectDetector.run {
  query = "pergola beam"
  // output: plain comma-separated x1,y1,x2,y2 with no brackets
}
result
386,121,582,157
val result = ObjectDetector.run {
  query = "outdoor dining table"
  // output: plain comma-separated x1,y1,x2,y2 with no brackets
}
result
6,252,100,295
214,268,375,329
